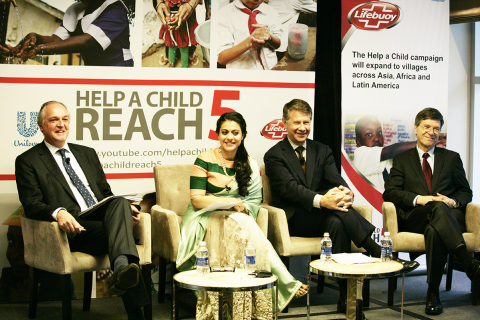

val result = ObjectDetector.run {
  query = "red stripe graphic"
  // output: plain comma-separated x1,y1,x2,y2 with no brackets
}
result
0,77,314,89
0,173,154,181
341,153,383,213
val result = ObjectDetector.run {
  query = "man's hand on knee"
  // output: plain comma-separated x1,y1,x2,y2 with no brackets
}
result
131,205,140,225
320,188,349,212
435,193,455,208
57,209,84,234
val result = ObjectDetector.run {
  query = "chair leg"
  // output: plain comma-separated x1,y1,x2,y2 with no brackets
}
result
83,272,93,311
387,276,396,306
158,257,167,303
280,256,289,313
28,267,39,319
446,254,453,291
472,253,480,306
61,274,72,320
142,264,153,320
363,279,370,308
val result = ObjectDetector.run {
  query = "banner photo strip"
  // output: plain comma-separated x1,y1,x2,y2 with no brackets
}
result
341,0,449,242
0,0,317,195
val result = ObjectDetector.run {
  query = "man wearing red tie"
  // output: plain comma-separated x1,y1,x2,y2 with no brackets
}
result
384,107,480,315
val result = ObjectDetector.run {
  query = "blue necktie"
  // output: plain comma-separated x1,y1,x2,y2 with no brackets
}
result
58,149,96,208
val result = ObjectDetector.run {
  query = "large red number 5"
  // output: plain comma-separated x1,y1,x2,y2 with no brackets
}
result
208,90,240,140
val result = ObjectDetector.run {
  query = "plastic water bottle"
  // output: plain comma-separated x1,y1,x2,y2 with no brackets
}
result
196,241,209,276
322,233,332,264
381,232,393,263
320,238,326,263
244,241,256,273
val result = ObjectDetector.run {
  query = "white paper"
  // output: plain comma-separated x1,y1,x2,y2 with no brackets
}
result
79,193,139,217
195,200,242,215
331,253,379,265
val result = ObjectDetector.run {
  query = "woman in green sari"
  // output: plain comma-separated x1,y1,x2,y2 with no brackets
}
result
176,112,308,319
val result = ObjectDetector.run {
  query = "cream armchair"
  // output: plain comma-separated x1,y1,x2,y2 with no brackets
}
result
383,201,480,305
260,165,373,308
151,164,268,304
21,212,152,320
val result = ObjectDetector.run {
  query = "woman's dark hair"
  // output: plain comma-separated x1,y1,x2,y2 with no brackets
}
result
216,112,252,197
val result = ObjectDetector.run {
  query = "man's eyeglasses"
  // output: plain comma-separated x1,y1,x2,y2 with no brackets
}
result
421,125,440,134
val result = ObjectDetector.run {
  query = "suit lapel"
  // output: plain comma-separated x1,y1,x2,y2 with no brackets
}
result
306,140,315,188
281,138,307,186
408,148,430,194
38,142,76,201
431,148,444,193
70,144,103,201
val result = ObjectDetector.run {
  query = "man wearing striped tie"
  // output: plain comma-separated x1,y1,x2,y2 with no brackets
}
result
15,101,149,320
384,107,480,315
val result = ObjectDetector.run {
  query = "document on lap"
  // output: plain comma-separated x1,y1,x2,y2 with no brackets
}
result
196,200,242,215
332,253,379,265
79,193,139,217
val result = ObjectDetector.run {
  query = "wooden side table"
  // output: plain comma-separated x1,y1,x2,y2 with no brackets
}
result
308,258,418,320
173,270,278,320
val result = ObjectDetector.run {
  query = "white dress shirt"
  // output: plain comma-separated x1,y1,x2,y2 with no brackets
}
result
44,141,98,219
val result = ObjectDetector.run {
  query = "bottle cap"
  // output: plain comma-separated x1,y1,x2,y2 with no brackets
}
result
384,232,390,236
199,241,206,246
323,232,329,237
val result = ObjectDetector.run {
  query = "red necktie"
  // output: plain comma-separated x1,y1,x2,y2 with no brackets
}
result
238,7,265,69
422,153,432,193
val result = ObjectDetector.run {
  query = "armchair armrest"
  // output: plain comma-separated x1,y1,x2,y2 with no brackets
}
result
151,204,181,261
256,207,268,238
261,203,292,256
382,201,398,239
465,203,480,251
351,205,372,252
134,212,152,265
21,215,72,274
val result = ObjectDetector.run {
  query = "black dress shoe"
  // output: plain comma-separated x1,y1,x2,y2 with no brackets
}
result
425,292,443,315
466,259,480,281
109,263,140,296
392,257,419,273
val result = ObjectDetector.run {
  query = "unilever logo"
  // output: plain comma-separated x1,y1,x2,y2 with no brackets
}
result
15,111,40,147
17,111,39,137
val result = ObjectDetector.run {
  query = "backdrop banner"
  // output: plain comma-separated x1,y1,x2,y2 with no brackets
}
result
341,0,449,242
0,0,316,283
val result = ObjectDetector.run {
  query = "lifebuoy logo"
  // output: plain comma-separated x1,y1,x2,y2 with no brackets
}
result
348,2,402,31
261,119,287,140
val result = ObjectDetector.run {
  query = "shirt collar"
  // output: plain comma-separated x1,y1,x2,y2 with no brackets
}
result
44,140,71,156
416,145,434,160
234,0,263,12
287,137,307,151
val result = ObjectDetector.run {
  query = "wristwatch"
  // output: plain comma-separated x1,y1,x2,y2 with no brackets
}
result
453,199,459,208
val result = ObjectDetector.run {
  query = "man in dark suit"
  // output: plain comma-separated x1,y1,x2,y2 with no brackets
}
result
264,99,413,313
15,101,149,320
383,107,480,315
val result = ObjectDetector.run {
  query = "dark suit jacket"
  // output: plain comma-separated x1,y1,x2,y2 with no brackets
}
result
264,137,348,220
383,147,472,220
15,141,113,222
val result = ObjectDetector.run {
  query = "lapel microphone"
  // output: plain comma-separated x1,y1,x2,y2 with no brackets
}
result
66,158,71,164
225,185,231,191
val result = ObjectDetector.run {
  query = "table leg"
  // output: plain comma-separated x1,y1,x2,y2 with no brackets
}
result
356,279,364,320
172,281,177,320
346,278,357,320
307,271,310,320
401,273,405,320
219,292,223,320
275,285,279,320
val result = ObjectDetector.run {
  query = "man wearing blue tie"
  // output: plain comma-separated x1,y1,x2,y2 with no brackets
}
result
15,101,149,320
